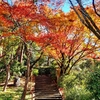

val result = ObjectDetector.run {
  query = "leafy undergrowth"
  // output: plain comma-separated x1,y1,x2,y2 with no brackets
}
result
0,78,34,100
0,86,23,100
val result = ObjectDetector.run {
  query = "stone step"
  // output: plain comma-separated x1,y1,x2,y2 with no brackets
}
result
35,98,62,100
35,75,62,100
35,95,62,100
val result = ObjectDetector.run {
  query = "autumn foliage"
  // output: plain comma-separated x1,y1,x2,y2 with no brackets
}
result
0,1,100,75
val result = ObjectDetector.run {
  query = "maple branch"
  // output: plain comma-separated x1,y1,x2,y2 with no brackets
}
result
67,51,84,74
67,40,100,74
68,0,85,24
92,0,100,17
69,0,100,39
79,2,100,39
79,8,100,33
65,42,96,74
0,54,6,59
30,52,43,69
64,45,84,74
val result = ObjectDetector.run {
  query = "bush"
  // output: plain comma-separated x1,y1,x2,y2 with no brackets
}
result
60,72,92,100
86,66,100,100
65,87,92,100
11,60,27,77
32,69,39,76
0,61,6,82
58,60,100,100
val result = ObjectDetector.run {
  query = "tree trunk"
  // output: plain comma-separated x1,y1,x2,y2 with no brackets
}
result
47,57,50,66
21,75,29,100
56,67,61,82
21,50,30,100
3,64,10,92
60,68,63,76
20,44,24,64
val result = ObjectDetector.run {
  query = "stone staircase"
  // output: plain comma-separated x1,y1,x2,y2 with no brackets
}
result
35,75,62,100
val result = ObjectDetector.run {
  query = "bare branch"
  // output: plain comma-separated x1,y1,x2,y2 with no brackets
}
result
92,0,100,17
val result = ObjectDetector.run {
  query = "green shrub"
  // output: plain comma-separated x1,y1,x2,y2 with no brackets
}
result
58,60,100,100
11,60,26,76
0,61,6,82
0,71,6,83
60,72,92,100
86,66,100,100
32,69,39,76
50,67,56,79
65,87,92,100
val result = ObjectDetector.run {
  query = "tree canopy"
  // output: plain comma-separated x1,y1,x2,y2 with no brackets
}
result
0,1,100,99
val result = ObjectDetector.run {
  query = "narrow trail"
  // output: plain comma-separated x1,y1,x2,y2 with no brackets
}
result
34,75,62,100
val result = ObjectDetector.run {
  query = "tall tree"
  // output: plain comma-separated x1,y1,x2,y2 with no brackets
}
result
0,1,52,99
28,9,100,76
68,0,100,39
35,33,100,76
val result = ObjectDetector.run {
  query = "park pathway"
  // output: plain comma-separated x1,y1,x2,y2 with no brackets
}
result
34,75,62,100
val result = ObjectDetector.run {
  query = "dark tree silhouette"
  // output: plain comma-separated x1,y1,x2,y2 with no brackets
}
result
68,0,100,39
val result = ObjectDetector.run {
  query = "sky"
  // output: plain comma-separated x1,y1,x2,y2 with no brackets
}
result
62,0,92,13
62,1,70,13
7,0,92,13
7,0,70,12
